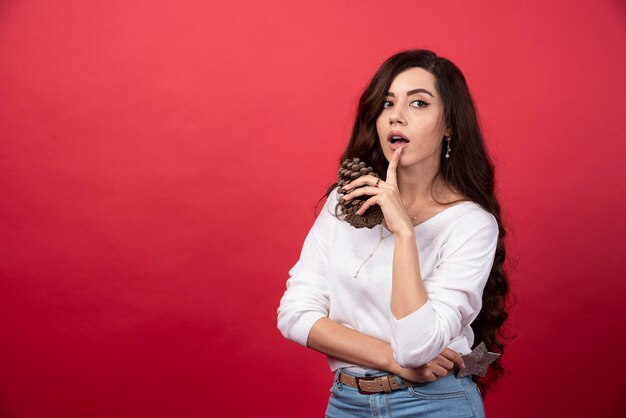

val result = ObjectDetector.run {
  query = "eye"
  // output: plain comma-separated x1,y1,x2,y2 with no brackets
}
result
410,100,429,108
382,100,393,109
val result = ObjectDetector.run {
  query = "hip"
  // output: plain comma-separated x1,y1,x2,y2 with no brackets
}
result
325,367,485,418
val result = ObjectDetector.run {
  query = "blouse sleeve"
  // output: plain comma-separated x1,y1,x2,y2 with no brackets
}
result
388,209,499,368
277,188,339,347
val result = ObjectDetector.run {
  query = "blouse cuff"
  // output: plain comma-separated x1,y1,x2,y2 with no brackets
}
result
293,311,328,348
388,300,441,366
389,300,437,344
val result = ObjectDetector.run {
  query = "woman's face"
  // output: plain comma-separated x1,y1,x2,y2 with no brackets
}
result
376,67,449,169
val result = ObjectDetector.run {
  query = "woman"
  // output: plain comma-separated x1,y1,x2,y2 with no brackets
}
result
277,49,510,417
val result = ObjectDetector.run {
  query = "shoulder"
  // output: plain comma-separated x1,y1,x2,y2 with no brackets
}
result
447,201,499,245
461,201,497,226
320,186,341,215
313,186,343,229
431,201,499,265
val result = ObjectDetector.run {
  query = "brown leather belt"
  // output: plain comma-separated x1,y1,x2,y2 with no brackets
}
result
339,372,418,394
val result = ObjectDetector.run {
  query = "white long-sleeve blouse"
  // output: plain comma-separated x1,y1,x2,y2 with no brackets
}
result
277,187,499,371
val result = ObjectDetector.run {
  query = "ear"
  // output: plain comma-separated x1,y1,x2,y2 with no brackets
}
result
444,126,452,138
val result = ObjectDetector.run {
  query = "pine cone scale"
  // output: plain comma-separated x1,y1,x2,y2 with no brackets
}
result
336,157,383,229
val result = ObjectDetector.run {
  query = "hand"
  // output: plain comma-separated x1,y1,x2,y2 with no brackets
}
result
392,348,466,383
341,147,413,236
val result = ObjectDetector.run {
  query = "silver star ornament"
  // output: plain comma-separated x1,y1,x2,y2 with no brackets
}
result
456,342,500,378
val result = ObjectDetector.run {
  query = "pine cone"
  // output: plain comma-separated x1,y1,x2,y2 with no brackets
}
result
336,157,384,229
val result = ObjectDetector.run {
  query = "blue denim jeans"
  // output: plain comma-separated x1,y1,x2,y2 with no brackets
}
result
325,367,485,418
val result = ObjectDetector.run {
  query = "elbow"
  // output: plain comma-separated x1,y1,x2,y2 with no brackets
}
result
277,309,327,348
391,328,450,368
388,300,462,368
276,309,300,343
276,315,290,340
392,343,437,369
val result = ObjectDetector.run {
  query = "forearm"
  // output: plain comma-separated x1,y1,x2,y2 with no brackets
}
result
306,316,460,382
306,317,398,373
391,230,429,319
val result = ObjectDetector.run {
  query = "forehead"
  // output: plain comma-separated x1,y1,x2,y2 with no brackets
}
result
388,67,438,95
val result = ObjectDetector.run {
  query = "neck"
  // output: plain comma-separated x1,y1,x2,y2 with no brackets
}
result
397,161,441,210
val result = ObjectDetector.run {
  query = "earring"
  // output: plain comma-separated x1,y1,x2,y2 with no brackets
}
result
445,136,451,159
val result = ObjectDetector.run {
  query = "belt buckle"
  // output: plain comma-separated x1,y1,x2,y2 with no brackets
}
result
354,375,380,395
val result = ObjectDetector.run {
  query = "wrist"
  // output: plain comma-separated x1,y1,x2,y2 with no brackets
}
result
383,348,401,375
394,228,415,241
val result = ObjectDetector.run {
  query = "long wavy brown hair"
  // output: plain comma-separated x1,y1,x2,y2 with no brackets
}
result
316,49,513,396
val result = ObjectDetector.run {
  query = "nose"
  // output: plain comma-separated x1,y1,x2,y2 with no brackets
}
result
389,104,406,125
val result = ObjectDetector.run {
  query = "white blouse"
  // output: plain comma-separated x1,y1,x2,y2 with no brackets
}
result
277,187,499,371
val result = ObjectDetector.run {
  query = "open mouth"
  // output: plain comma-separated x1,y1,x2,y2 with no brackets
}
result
387,132,410,150
387,132,410,144
389,135,409,144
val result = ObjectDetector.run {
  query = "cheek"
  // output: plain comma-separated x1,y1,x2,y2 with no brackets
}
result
412,115,445,138
417,116,437,130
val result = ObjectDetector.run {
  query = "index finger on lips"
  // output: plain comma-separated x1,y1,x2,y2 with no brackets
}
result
385,147,402,187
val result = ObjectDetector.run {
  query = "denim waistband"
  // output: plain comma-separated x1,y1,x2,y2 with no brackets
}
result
335,367,391,378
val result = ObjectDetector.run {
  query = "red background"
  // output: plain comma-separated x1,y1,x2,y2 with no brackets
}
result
1,1,625,417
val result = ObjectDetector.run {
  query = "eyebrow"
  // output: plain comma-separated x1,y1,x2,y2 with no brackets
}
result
386,88,435,98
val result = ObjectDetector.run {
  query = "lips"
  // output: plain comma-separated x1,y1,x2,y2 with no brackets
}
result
387,131,410,150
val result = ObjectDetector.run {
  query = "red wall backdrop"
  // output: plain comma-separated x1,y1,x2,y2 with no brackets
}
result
1,1,625,417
